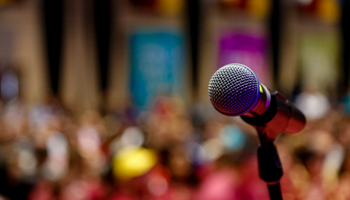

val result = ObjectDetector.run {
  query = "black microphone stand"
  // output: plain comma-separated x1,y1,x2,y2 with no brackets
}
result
241,91,305,200
256,127,283,200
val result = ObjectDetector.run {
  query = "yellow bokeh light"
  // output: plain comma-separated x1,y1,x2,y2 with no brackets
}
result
113,146,157,180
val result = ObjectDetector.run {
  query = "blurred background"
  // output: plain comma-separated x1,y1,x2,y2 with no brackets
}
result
0,0,349,199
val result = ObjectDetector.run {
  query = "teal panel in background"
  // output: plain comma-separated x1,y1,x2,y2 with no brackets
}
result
129,30,186,109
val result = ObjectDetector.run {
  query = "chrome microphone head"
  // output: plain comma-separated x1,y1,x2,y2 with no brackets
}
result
208,63,260,116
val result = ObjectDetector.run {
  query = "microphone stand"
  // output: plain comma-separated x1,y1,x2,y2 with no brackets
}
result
241,91,305,200
257,127,283,200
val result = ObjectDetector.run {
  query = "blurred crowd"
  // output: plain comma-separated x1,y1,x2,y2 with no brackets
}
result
0,93,350,200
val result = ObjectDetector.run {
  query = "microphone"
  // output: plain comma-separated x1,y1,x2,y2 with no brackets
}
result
208,63,306,140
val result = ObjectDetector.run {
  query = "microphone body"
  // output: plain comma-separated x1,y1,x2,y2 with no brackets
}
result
241,87,306,140
208,63,306,140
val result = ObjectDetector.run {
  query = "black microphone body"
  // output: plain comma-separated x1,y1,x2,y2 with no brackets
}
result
241,86,306,140
208,63,306,140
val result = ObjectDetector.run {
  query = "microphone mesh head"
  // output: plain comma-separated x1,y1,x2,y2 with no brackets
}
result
208,63,260,116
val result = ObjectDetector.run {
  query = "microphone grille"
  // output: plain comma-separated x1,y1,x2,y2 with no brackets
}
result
208,63,260,116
